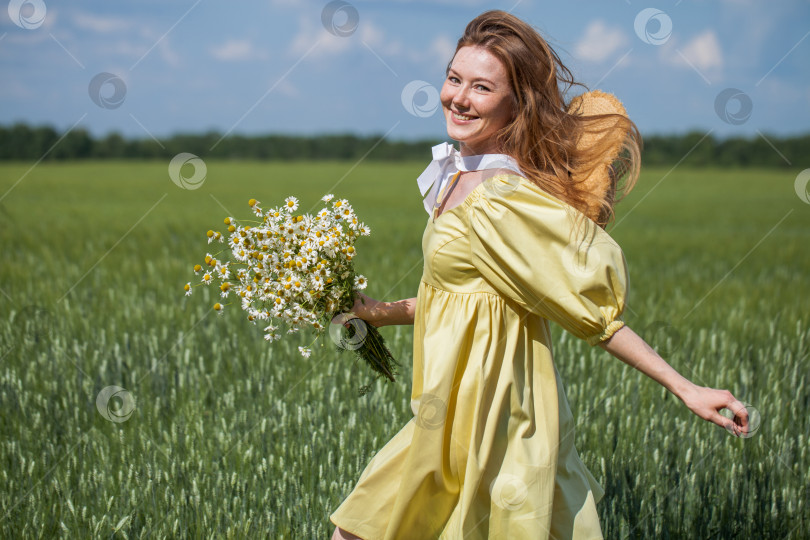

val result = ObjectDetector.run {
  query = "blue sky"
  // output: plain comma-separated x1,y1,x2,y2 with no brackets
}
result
1,0,808,142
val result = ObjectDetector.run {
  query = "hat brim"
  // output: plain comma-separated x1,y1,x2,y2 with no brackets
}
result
567,90,630,221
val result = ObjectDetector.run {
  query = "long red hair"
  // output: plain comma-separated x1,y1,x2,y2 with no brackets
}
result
452,10,642,227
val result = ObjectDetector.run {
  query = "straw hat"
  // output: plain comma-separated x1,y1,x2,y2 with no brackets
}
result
566,89,630,222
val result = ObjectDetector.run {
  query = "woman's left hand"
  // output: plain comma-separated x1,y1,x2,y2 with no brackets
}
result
599,326,752,437
678,384,750,437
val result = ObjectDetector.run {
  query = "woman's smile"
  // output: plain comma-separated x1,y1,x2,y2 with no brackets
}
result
450,111,476,123
440,45,515,156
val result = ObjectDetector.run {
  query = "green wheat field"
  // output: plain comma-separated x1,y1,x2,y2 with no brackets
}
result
1,161,808,538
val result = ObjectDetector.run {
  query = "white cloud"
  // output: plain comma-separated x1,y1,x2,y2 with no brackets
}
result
158,39,181,67
72,12,131,33
677,30,723,72
430,35,456,69
574,20,629,63
211,39,264,62
287,14,408,68
755,77,804,105
0,78,33,100
275,79,299,99
106,41,147,58
361,19,409,62
360,19,384,46
288,16,352,58
4,6,58,44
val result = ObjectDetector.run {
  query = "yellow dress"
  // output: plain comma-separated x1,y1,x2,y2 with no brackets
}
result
330,173,628,539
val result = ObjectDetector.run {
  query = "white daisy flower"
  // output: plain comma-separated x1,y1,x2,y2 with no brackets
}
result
311,275,325,291
266,207,283,222
354,275,368,290
321,194,334,203
284,197,299,212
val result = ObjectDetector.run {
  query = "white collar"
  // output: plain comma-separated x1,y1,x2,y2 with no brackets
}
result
416,142,523,214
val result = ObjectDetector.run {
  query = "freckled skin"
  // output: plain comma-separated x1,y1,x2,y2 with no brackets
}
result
440,45,515,157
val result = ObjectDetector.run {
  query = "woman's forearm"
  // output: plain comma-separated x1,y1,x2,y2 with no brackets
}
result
598,324,750,434
377,297,417,326
598,325,694,400
351,293,416,326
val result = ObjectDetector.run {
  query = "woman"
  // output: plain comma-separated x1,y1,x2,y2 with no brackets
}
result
330,10,748,540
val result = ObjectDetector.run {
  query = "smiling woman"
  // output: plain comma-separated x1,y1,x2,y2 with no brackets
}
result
329,9,750,540
440,46,516,157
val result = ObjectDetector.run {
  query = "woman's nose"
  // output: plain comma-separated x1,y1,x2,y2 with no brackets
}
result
452,86,470,108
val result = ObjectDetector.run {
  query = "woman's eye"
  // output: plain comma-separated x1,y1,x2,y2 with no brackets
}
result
448,76,460,84
474,84,490,92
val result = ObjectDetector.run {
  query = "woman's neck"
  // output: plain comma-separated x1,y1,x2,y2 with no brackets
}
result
459,142,504,157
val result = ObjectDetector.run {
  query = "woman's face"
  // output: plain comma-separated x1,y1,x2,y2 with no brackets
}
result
440,45,515,156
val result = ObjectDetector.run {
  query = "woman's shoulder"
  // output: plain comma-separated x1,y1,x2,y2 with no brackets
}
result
467,171,618,238
468,170,568,213
467,172,624,255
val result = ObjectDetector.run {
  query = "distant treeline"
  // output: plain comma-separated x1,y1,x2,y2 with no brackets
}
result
1,123,807,167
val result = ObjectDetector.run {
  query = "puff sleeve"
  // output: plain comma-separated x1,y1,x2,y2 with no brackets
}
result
467,175,628,345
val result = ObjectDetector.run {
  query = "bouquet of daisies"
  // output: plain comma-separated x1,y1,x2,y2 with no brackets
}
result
185,194,398,395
